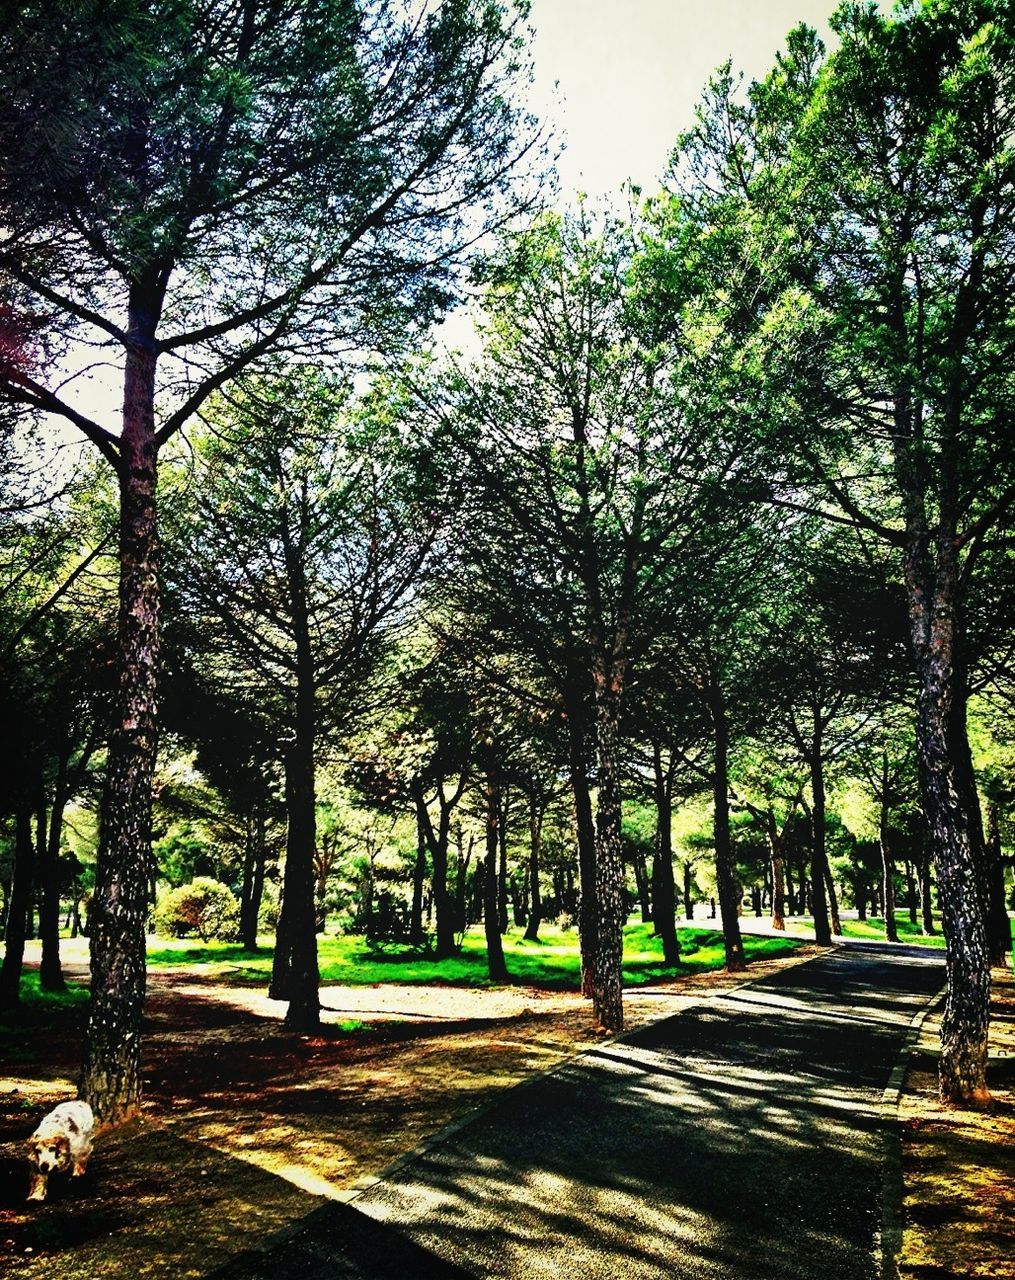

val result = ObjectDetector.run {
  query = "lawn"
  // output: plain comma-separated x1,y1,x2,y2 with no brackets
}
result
783,912,954,949
146,920,803,988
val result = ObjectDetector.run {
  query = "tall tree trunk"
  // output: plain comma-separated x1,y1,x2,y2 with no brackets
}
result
591,660,625,1031
909,560,989,1103
279,729,320,1032
431,806,455,959
785,862,795,918
523,793,543,942
412,778,458,958
766,811,786,932
564,687,597,997
709,685,745,971
410,791,427,947
39,752,70,991
986,802,1010,966
82,311,160,1126
454,828,473,934
920,854,935,935
906,860,919,926
497,790,510,935
807,725,833,948
0,807,34,1008
239,814,257,946
857,881,867,921
880,762,899,943
276,550,320,1031
633,853,651,923
825,863,842,936
651,744,680,963
240,798,267,950
683,861,693,921
483,753,508,981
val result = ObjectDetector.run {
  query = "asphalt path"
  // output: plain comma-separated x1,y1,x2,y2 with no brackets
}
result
208,943,945,1280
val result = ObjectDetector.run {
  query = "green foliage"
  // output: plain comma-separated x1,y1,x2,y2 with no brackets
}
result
154,877,240,942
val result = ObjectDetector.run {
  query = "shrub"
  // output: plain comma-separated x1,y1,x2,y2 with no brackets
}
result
154,878,240,942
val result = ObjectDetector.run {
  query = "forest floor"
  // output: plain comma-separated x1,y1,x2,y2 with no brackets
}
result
898,962,1015,1280
0,937,817,1280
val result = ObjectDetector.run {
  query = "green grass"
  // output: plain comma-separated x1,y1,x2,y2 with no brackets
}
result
784,912,949,948
4,969,91,1009
0,969,90,1049
145,921,802,990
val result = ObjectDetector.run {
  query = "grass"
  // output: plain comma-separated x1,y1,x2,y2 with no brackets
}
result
2,969,90,1010
0,969,90,1049
783,911,951,949
145,920,802,990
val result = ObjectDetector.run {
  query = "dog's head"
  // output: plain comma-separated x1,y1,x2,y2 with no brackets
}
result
28,1133,71,1175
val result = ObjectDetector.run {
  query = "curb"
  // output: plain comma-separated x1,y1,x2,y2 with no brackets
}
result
879,981,948,1280
340,940,838,1206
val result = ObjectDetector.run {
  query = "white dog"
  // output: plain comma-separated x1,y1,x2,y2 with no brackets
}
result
26,1100,95,1202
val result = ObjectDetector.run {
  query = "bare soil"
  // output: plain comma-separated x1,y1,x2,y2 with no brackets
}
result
899,964,1015,1280
0,945,820,1280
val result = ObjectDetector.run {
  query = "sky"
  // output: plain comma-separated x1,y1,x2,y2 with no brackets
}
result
527,0,841,198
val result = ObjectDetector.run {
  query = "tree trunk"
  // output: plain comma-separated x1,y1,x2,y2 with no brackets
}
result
483,753,508,982
39,754,70,991
920,855,935,935
910,570,989,1104
906,860,919,926
880,764,899,943
785,862,795,918
986,802,1010,966
564,687,597,997
651,744,680,963
240,798,267,950
497,789,510,934
523,793,543,942
825,862,842,936
81,316,160,1125
683,861,693,921
591,662,625,1031
807,727,833,948
279,731,320,1033
0,807,34,1008
410,792,427,947
709,686,745,971
431,807,455,959
857,882,867,921
413,778,457,959
273,548,320,1031
767,811,786,932
633,853,651,924
454,828,473,934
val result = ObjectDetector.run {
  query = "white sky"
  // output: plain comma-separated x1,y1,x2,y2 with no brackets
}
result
528,0,841,199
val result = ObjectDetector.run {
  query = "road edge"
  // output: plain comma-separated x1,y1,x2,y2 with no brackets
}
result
879,980,948,1280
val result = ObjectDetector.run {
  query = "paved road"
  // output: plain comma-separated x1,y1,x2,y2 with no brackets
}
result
209,944,945,1280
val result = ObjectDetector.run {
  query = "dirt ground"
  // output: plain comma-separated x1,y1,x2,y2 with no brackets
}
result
899,964,1015,1280
0,945,820,1280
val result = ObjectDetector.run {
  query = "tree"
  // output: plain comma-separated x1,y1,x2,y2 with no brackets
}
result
771,3,1015,1103
0,0,539,1122
410,205,748,1028
654,5,1014,1101
171,369,433,1029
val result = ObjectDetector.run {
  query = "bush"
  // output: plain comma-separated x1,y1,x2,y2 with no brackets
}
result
154,878,240,942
